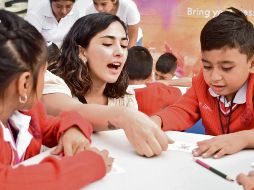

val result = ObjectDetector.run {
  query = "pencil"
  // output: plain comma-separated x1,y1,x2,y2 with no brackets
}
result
193,158,234,182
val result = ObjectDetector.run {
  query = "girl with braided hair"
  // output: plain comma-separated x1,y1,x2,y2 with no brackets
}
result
0,10,112,189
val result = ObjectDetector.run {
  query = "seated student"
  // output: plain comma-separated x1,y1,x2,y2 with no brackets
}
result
85,0,142,48
155,52,177,81
155,52,192,88
25,0,79,47
126,46,182,116
151,7,254,159
0,10,112,189
237,170,254,190
47,41,60,68
42,13,170,157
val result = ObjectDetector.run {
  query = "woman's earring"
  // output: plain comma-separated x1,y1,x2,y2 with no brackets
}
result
19,94,28,104
79,55,87,64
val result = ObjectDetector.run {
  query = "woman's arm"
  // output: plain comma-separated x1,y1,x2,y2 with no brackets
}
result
127,24,139,48
42,93,172,157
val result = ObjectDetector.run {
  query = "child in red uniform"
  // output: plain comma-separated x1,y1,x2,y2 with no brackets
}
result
151,7,254,159
0,10,112,189
155,52,177,81
237,171,254,190
126,46,182,116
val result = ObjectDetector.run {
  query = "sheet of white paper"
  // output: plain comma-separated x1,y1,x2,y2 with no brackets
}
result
107,161,125,176
168,141,198,153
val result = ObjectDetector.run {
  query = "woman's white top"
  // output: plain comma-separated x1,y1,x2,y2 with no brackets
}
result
25,1,79,48
43,71,138,109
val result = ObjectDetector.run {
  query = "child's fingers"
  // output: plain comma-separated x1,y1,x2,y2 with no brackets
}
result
201,144,221,158
63,143,73,156
51,141,63,155
197,139,211,146
236,173,248,185
192,143,210,157
214,148,226,159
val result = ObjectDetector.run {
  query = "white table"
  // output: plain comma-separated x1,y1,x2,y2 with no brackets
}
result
22,131,254,190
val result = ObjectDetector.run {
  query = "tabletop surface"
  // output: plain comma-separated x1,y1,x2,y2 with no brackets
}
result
21,130,254,190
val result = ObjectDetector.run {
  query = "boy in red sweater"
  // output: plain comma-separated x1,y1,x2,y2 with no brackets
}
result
126,46,182,116
151,7,254,159
0,10,111,189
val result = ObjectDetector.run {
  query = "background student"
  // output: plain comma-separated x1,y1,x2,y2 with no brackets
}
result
155,52,192,88
126,46,182,116
155,52,177,81
25,0,79,47
151,7,254,158
0,10,112,189
42,13,170,157
85,0,142,48
47,41,60,68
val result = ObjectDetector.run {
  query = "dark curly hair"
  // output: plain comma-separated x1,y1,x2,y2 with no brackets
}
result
49,13,129,99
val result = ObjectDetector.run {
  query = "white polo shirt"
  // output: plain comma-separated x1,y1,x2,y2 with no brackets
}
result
85,0,143,41
25,1,79,48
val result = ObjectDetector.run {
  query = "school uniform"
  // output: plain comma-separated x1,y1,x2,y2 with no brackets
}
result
0,102,106,189
156,71,254,135
131,83,182,116
25,1,79,47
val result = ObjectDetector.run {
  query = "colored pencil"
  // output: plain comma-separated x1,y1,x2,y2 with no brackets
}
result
194,158,234,182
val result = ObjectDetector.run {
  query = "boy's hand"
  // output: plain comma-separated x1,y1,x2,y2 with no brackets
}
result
52,126,90,156
237,171,254,190
88,147,113,173
192,133,247,158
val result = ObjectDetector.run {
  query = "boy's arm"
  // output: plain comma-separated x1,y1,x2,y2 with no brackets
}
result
153,85,200,131
0,150,106,189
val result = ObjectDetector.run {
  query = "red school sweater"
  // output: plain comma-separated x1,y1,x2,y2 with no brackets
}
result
0,102,106,190
156,71,254,135
135,83,182,116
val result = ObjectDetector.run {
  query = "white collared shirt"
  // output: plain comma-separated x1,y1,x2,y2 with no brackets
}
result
85,0,143,41
208,81,247,107
25,1,79,48
0,111,33,163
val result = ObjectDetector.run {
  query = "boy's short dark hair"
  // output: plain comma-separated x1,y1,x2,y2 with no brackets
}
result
126,46,153,80
47,42,60,69
155,52,177,74
201,7,254,59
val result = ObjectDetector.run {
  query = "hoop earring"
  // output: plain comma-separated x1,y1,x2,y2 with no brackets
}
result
19,94,28,104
